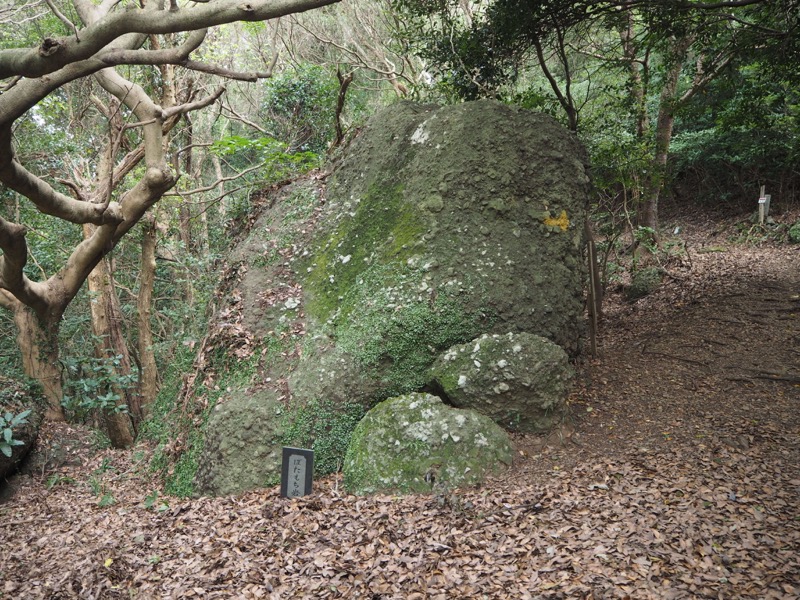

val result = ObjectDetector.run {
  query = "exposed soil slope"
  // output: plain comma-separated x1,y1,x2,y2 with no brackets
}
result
1,215,798,599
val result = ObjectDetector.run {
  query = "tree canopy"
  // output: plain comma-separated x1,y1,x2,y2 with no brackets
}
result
396,0,799,233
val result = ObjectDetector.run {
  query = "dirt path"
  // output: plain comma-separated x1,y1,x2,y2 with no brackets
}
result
1,231,798,599
582,240,799,455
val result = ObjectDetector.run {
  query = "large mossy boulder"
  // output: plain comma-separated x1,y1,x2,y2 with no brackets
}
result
191,100,591,496
291,100,590,404
343,393,513,495
429,332,572,433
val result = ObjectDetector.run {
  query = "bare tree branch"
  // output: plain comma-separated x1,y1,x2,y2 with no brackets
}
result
221,103,271,135
0,126,124,225
165,162,266,197
0,0,341,80
180,60,275,82
163,86,226,119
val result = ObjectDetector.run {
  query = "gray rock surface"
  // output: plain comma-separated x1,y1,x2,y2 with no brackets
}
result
343,392,512,495
429,332,572,432
291,100,590,405
193,388,285,497
192,100,591,495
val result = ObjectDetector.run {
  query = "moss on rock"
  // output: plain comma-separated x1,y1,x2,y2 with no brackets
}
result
429,332,572,432
343,392,513,495
190,100,591,496
291,99,590,411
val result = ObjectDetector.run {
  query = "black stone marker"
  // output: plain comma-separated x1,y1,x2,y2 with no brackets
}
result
280,447,314,498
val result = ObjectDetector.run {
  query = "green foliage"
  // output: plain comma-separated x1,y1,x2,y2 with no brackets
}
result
210,135,321,178
94,457,116,475
142,490,170,512
0,309,22,378
632,226,658,267
140,343,201,496
61,352,138,418
671,63,799,206
625,266,663,301
261,63,341,154
97,493,116,507
144,339,262,497
281,399,367,476
46,474,77,488
0,409,31,458
789,222,800,244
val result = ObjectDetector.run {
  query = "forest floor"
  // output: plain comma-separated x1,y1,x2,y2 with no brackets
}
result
1,209,799,599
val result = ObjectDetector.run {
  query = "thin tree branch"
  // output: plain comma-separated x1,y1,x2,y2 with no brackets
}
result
43,0,80,41
163,86,225,119
165,162,266,197
221,103,271,135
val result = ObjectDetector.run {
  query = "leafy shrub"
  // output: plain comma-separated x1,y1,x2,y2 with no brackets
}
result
0,409,31,458
789,221,800,244
260,64,340,154
61,353,137,418
282,399,367,476
625,267,663,301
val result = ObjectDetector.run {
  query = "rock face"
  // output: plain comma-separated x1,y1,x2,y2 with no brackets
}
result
343,393,513,495
291,100,589,406
429,332,572,433
190,100,590,496
193,389,285,497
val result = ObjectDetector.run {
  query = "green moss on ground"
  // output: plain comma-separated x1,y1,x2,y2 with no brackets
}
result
280,398,366,476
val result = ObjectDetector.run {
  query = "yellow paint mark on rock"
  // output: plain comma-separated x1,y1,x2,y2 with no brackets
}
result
543,210,570,231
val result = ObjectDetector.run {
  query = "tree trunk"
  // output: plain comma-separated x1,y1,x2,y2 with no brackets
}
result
13,306,65,421
640,89,680,234
619,10,649,140
333,68,354,148
86,253,137,448
138,216,159,415
639,36,692,238
212,154,227,219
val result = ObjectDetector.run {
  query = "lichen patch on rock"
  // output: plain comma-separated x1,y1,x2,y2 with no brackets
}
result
429,332,573,433
343,392,512,495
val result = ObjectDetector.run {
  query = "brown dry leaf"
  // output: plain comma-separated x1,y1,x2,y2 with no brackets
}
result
2,217,800,598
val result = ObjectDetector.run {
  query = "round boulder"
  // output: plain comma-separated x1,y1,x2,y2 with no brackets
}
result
429,332,572,432
343,392,512,495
